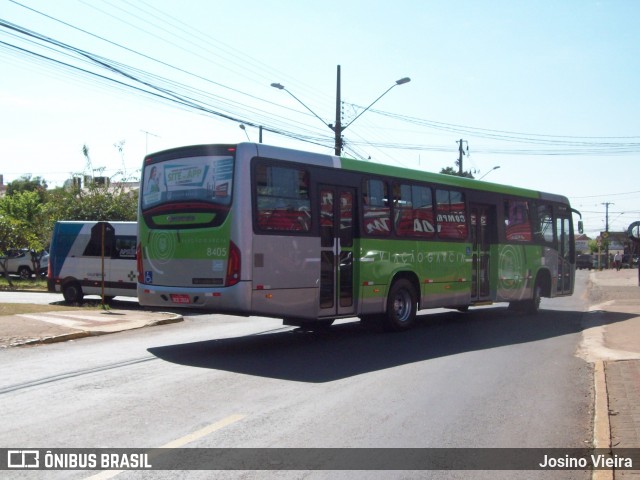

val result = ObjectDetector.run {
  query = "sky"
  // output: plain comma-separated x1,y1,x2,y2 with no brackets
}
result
1,0,639,238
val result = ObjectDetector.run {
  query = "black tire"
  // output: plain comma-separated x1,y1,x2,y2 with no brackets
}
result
62,282,84,303
509,280,542,315
18,266,32,279
383,278,417,332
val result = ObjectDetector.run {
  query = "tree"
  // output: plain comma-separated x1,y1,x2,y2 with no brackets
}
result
439,166,475,178
0,214,40,285
0,191,49,282
43,183,138,222
43,143,138,222
6,175,48,202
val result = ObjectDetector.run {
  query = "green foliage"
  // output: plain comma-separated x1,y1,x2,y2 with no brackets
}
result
0,190,43,225
0,216,39,284
6,175,48,202
0,192,44,245
43,183,138,222
588,238,609,253
440,166,475,179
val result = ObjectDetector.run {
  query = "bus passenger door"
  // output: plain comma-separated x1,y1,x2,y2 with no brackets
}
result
556,215,573,295
470,204,493,301
319,186,356,318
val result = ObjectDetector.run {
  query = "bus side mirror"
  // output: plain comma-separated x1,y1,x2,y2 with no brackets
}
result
578,220,584,234
628,221,640,241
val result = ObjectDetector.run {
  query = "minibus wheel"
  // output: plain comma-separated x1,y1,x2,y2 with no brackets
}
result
383,278,417,332
62,282,84,303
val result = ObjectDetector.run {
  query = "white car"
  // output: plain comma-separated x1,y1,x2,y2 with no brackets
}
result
0,249,48,279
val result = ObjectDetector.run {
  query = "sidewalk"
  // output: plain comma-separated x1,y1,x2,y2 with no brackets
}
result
0,303,182,348
586,268,640,479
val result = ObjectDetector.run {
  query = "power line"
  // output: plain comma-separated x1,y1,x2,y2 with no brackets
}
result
3,4,640,161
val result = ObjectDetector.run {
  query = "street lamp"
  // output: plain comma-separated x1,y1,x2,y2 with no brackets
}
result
239,124,251,141
479,166,500,180
238,123,263,143
271,65,410,156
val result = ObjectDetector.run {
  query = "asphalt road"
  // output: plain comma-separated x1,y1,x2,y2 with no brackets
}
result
0,273,594,479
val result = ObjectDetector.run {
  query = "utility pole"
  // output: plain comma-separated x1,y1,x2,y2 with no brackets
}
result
334,65,342,156
602,202,614,268
271,66,410,157
602,202,614,233
456,139,468,175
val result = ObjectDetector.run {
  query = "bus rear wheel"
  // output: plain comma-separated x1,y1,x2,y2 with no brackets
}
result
63,282,84,304
383,278,417,332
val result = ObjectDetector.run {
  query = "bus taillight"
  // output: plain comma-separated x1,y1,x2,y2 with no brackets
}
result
226,241,241,286
136,243,144,283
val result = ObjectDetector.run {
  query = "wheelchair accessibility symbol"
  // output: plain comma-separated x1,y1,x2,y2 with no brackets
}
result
144,271,153,284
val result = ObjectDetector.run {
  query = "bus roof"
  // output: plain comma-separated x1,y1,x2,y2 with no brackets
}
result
149,142,570,205
339,157,570,204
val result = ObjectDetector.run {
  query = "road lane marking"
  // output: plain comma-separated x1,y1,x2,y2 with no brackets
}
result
84,414,246,479
161,414,246,448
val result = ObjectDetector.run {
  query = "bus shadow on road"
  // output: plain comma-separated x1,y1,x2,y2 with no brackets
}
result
147,307,635,383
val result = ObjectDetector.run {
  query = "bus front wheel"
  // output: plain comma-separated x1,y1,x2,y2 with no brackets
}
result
383,279,417,332
509,280,542,314
63,282,84,304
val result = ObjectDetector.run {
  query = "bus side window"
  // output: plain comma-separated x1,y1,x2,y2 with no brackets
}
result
83,222,117,257
436,189,467,239
393,182,435,238
504,199,533,242
113,236,137,259
254,164,311,232
362,178,391,236
534,204,554,244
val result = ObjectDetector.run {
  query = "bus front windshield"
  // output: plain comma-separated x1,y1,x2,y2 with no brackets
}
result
141,155,234,211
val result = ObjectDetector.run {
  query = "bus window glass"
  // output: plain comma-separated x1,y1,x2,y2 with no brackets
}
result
255,164,311,232
82,234,109,257
363,179,391,236
339,191,353,247
142,155,233,210
436,189,467,239
393,183,434,238
114,236,137,259
505,200,533,242
535,204,554,244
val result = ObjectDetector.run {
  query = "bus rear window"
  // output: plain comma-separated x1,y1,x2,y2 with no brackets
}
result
141,155,234,210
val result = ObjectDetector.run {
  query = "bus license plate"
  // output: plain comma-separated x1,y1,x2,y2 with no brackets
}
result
170,294,191,304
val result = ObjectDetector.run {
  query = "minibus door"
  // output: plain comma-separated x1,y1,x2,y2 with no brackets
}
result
470,204,492,301
318,186,356,317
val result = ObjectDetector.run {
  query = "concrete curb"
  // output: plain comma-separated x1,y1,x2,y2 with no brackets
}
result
592,360,613,480
7,313,183,347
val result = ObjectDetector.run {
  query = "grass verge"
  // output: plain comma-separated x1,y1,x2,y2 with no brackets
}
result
0,277,48,291
0,303,78,316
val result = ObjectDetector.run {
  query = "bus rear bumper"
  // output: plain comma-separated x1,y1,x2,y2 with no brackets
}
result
137,281,252,313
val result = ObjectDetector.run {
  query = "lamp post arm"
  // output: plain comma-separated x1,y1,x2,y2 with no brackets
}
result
342,84,395,131
282,88,331,130
342,77,410,131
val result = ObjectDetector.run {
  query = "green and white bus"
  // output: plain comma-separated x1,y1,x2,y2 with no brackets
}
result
137,143,581,331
